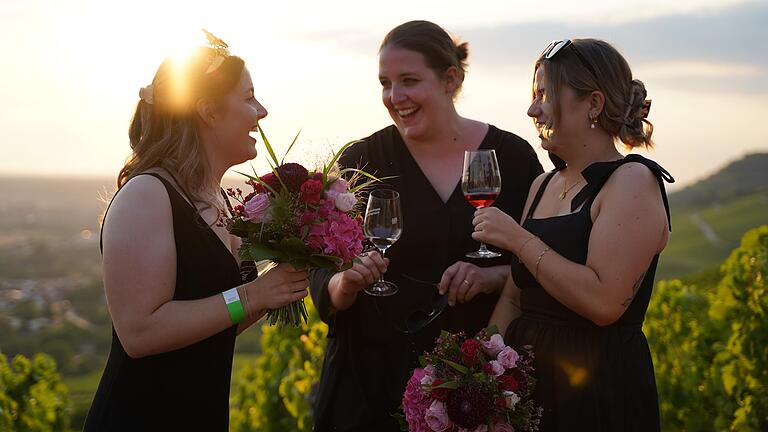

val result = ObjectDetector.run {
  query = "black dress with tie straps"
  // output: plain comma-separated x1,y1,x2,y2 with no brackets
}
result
505,155,674,431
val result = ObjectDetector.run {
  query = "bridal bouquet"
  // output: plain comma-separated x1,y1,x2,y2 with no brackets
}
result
401,327,542,432
223,127,379,326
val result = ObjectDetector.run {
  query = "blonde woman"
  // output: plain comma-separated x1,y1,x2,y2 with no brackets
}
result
84,38,308,431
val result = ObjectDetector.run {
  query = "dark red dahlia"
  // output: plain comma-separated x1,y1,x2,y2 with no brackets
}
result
275,163,309,193
446,384,492,429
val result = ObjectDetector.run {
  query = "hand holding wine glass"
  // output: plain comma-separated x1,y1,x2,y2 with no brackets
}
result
363,189,403,296
462,149,502,258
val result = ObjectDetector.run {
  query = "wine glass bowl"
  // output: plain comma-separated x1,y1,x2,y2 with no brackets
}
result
462,150,502,259
363,189,403,296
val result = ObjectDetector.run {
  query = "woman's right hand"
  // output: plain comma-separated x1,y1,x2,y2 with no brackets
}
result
327,251,389,311
247,263,309,311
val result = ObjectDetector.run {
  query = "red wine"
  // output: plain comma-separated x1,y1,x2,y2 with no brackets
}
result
465,192,499,209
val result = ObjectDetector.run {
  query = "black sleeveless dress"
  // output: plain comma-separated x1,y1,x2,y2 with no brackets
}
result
84,173,243,432
504,155,674,432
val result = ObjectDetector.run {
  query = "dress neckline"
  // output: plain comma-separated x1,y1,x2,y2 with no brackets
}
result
392,124,496,206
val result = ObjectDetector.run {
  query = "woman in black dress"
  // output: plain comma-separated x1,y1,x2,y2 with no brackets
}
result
84,36,309,431
309,21,542,431
474,39,673,431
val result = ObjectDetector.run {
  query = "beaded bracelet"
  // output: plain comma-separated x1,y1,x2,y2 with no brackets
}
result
534,247,551,280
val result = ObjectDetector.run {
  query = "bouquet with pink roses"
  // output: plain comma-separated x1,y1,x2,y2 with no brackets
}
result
400,327,542,432
223,127,381,326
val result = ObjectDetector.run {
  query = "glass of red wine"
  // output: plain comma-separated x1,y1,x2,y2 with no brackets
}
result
462,149,502,258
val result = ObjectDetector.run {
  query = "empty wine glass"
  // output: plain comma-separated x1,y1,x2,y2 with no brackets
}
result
462,149,502,258
363,189,403,296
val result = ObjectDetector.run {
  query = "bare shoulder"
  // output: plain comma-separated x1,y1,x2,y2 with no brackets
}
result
103,175,173,242
603,161,660,198
528,171,552,196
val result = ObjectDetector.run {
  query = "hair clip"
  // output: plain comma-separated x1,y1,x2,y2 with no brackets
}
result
139,85,154,104
641,99,652,119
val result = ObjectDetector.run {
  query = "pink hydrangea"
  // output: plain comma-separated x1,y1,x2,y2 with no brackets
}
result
302,210,364,266
403,368,432,432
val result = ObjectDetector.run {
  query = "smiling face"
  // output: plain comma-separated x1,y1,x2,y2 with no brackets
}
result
527,65,591,155
378,45,454,141
212,67,268,165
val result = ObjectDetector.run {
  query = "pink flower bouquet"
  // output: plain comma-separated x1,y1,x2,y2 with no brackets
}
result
223,127,381,326
401,327,542,432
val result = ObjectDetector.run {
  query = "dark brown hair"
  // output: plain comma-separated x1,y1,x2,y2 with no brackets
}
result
120,47,245,205
534,38,653,149
380,20,469,98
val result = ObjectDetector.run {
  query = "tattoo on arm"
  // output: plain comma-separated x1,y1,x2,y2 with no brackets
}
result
621,272,646,308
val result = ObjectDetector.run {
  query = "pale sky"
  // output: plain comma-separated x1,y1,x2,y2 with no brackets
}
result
1,0,765,189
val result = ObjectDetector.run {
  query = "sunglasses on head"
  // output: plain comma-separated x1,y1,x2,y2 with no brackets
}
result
541,39,599,79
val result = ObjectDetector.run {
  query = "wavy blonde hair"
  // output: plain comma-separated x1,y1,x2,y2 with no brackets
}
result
119,47,245,209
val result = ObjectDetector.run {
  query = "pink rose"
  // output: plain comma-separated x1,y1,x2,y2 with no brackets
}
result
497,347,519,370
243,193,271,222
325,178,349,200
425,400,452,432
487,360,505,377
334,192,357,212
493,423,515,432
482,334,506,357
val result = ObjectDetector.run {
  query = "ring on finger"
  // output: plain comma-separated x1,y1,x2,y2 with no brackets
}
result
463,279,471,285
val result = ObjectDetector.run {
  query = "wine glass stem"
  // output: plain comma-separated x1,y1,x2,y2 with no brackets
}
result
377,248,387,282
478,242,491,254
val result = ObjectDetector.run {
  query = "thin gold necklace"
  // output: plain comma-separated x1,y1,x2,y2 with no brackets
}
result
559,178,583,200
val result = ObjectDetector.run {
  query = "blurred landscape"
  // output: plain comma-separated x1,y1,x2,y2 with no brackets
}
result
0,153,766,430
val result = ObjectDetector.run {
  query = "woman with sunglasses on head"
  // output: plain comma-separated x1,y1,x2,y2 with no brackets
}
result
309,21,542,431
474,39,673,431
83,34,309,432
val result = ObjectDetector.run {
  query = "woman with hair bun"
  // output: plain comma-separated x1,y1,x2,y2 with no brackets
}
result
309,21,542,431
475,38,673,431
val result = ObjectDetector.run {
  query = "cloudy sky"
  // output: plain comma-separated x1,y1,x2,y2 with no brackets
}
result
1,0,765,188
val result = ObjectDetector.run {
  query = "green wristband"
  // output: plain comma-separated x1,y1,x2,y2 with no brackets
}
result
222,288,246,324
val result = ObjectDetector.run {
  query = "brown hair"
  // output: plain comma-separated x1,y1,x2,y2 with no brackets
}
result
380,20,469,98
120,47,245,207
534,38,653,149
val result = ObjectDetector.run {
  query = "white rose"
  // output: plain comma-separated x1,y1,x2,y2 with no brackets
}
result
503,391,520,409
334,192,356,212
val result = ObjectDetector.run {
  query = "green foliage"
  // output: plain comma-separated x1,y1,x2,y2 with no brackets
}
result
647,225,768,431
0,352,71,432
229,298,327,432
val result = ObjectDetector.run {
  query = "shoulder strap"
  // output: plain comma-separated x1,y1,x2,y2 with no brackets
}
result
524,171,557,221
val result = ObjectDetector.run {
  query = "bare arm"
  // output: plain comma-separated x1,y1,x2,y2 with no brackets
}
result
326,252,388,311
103,176,307,358
474,163,668,326
489,274,523,333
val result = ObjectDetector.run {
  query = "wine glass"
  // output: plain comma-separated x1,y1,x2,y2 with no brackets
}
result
363,189,403,296
462,149,502,258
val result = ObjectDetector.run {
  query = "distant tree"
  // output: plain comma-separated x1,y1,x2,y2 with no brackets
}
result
0,352,71,432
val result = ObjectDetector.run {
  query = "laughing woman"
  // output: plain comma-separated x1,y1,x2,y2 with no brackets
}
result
309,21,542,432
83,36,308,431
474,39,673,431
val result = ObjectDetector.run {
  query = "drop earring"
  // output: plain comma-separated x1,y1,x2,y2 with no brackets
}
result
589,113,598,129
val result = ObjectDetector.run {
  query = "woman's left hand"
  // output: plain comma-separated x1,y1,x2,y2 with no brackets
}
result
438,262,507,306
471,207,520,251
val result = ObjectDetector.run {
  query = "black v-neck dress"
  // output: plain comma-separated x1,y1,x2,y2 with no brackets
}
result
309,125,543,431
84,173,243,432
505,155,674,431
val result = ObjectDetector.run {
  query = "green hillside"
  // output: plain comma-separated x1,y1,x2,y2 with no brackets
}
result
657,153,768,280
